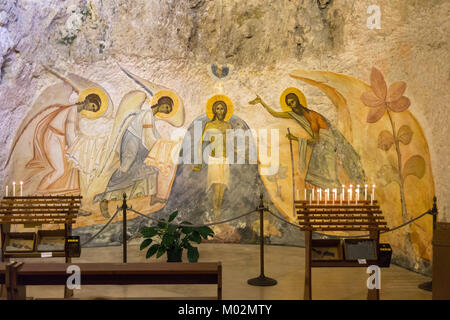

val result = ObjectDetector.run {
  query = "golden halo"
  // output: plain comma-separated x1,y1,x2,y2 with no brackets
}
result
206,94,234,121
280,87,308,112
150,90,180,119
77,88,109,119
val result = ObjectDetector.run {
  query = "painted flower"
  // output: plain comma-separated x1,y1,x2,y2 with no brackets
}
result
361,67,411,123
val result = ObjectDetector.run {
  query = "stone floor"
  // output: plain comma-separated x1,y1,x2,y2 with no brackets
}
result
21,242,432,300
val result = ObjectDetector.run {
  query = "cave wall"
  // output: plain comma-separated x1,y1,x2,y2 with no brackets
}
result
0,0,449,274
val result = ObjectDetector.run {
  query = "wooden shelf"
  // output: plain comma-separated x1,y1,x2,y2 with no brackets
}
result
3,252,66,258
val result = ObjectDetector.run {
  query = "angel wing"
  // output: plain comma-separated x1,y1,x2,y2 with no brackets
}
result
117,64,185,127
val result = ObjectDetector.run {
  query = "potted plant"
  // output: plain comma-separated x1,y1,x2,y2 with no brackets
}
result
139,210,214,262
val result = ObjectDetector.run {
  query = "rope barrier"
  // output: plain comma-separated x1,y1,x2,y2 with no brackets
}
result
81,207,121,246
127,207,258,227
79,196,435,246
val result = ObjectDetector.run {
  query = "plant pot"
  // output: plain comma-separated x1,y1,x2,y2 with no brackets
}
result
167,247,182,262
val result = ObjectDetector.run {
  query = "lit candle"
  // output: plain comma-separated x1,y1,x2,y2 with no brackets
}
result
341,185,345,205
365,184,368,201
311,188,315,201
304,188,307,201
348,189,351,205
12,181,16,197
319,188,322,201
20,181,23,197
349,184,353,201
356,185,360,204
325,189,329,205
371,184,376,205
333,188,337,205
5,185,8,197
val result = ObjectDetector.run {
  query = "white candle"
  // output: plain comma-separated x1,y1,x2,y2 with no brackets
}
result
348,189,351,205
371,184,376,205
309,189,312,205
304,188,307,201
349,184,353,201
325,189,329,205
341,185,344,205
319,188,322,201
317,189,320,205
333,188,337,205
296,189,300,201
311,188,315,201
5,185,8,197
20,181,23,197
365,184,368,201
12,181,16,197
356,185,360,204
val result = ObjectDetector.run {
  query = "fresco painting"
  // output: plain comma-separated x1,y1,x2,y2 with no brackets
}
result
3,65,435,268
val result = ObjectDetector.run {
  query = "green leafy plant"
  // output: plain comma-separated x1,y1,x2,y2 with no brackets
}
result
139,211,214,262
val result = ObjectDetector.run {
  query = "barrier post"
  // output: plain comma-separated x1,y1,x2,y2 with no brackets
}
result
418,196,438,292
248,193,277,286
122,193,127,263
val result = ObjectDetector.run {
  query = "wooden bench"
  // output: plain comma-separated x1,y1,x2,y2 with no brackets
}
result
1,261,222,300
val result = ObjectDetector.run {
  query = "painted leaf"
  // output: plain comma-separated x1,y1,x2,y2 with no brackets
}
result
387,96,410,112
398,125,413,145
387,81,407,102
378,130,395,151
370,67,387,100
361,90,384,107
367,105,386,123
403,155,426,182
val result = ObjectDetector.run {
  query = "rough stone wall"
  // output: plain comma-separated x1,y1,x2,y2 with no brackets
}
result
0,0,449,256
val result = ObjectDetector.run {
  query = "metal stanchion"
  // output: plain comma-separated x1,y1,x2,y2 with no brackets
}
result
248,193,277,286
418,196,438,292
122,193,127,263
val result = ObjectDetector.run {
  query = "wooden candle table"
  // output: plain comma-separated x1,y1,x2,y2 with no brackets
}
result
295,200,389,300
0,195,81,298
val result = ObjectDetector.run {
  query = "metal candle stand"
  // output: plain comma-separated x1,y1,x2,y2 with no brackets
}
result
247,193,277,286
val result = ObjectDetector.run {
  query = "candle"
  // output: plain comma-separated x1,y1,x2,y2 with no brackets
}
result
319,188,322,201
12,181,16,197
325,189,329,205
5,185,8,197
311,188,315,201
317,189,320,205
304,188,307,201
309,189,312,205
371,184,376,205
341,185,344,205
348,189,351,205
349,184,353,201
296,189,300,201
365,184,368,201
20,181,23,197
356,185,360,204
333,188,337,205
